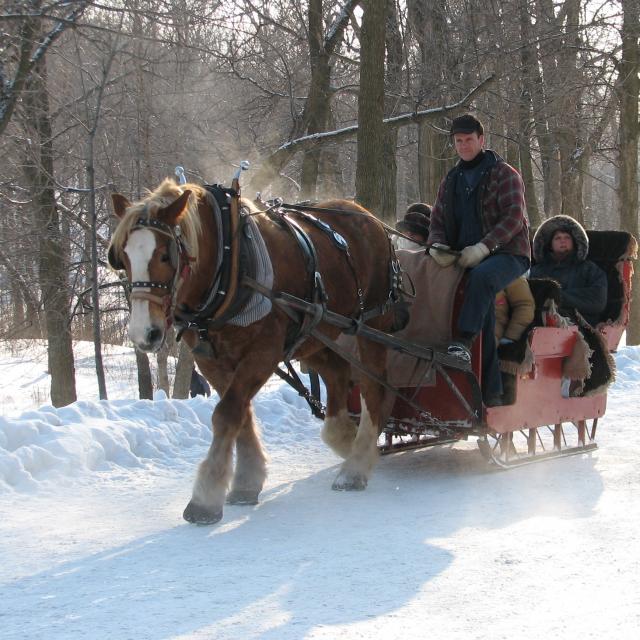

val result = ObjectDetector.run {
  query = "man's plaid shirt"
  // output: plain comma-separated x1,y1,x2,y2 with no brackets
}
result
428,152,531,260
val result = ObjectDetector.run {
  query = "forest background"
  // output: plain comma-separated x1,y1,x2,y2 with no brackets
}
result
1,0,639,407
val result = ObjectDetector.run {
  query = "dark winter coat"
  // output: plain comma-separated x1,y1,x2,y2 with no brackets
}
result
529,215,608,326
190,369,211,398
428,150,531,259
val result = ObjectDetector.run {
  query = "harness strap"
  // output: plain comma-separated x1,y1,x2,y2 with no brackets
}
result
282,202,411,317
273,362,326,420
175,185,256,343
267,210,328,360
126,216,192,327
281,207,366,314
129,280,171,291
211,187,242,321
198,184,236,318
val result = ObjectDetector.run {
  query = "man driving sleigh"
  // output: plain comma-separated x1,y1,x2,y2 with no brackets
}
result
427,114,531,407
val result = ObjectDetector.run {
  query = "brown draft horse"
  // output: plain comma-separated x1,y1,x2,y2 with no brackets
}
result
108,178,401,524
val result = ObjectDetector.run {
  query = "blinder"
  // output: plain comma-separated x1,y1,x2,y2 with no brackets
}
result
168,235,179,269
108,244,125,271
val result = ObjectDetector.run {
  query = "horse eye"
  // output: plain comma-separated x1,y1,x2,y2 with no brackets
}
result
160,253,171,263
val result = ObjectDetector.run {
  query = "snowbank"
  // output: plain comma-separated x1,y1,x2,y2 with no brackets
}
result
1,343,639,493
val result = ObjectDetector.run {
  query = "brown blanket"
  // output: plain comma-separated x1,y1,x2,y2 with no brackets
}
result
385,249,464,387
337,250,463,389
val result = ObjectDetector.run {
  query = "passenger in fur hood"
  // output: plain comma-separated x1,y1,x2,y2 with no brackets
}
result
530,215,607,326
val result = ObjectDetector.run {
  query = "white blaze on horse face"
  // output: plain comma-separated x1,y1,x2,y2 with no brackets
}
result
125,228,158,345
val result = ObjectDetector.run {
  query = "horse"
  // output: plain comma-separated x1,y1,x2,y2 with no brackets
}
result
108,178,404,524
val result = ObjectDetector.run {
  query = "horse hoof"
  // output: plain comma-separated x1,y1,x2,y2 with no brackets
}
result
183,500,223,525
332,473,367,491
226,489,259,505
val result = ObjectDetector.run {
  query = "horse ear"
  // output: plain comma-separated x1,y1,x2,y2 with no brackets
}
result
159,190,192,226
112,193,131,219
107,244,125,271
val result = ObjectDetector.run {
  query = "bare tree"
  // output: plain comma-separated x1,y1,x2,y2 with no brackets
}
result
74,31,123,399
21,58,77,406
408,0,453,205
299,0,360,199
0,1,91,137
617,0,640,344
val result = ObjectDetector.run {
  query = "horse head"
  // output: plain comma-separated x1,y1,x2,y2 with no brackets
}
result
108,180,204,352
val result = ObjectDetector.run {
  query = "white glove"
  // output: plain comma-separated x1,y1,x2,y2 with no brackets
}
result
429,243,458,268
458,242,490,268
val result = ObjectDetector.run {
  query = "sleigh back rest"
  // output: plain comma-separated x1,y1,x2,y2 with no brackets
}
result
585,230,637,326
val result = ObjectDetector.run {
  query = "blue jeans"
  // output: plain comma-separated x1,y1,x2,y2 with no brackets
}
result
457,253,530,399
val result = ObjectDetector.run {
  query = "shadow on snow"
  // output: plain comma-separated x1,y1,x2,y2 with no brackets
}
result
2,444,602,639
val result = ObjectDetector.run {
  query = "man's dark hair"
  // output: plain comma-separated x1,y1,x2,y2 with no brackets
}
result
450,113,484,136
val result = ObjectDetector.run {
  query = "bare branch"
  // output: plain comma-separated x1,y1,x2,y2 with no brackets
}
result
248,75,496,189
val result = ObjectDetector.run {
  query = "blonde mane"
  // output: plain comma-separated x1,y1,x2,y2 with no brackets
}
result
109,178,207,267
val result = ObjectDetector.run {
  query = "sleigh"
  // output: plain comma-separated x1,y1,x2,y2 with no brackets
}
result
341,230,636,467
282,229,636,469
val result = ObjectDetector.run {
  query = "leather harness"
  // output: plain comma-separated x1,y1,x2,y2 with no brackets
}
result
132,186,404,358
126,214,192,327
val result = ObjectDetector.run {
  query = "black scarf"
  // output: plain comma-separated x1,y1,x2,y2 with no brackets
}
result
459,150,486,170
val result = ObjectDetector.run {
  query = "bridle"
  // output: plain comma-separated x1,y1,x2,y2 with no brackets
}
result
126,216,192,327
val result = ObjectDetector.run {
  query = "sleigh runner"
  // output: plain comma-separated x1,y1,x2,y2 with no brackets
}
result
108,166,636,524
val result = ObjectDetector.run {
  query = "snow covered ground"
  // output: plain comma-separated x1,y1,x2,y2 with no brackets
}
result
1,340,639,639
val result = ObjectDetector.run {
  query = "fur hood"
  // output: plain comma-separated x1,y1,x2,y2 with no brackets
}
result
532,215,589,263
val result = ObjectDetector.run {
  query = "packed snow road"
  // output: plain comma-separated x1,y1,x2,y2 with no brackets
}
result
1,343,639,639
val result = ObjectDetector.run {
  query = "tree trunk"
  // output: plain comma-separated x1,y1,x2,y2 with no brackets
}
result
130,6,161,395
380,0,403,222
417,121,450,204
617,0,640,344
558,129,585,225
173,341,194,399
318,114,345,198
0,251,42,337
516,0,541,227
87,134,108,399
156,337,172,395
22,60,76,407
531,0,563,215
298,0,360,199
135,349,154,399
355,0,386,214
300,0,332,200
409,0,451,205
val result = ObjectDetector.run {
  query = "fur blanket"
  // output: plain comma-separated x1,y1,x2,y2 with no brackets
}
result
498,277,615,396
